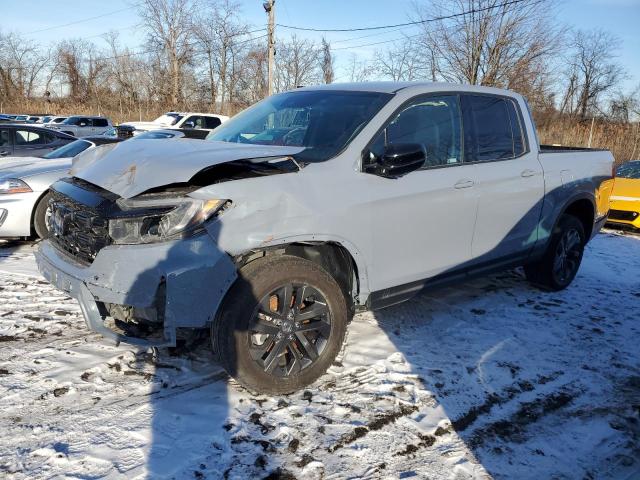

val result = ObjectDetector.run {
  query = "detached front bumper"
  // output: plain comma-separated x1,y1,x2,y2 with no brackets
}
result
35,234,237,347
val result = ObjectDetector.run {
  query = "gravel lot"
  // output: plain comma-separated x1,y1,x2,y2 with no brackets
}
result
0,231,639,479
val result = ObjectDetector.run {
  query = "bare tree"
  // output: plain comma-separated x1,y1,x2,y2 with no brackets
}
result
0,32,51,99
56,39,107,103
194,0,249,112
138,0,196,106
375,39,425,81
563,29,625,119
413,0,561,92
320,37,334,84
275,35,320,91
344,53,371,83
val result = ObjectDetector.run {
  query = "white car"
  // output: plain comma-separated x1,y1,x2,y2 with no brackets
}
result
0,136,122,239
47,116,113,137
119,112,228,137
44,116,68,126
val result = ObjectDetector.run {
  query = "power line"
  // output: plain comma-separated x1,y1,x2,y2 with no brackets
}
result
277,0,536,32
25,6,137,35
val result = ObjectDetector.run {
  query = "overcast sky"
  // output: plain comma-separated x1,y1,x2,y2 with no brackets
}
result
2,0,639,90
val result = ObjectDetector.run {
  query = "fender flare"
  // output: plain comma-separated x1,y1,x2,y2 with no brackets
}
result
252,233,372,303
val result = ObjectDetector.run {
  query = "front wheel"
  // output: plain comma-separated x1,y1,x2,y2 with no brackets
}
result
33,192,53,239
524,214,585,291
213,255,349,395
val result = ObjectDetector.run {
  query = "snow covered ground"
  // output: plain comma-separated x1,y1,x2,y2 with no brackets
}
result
0,231,639,479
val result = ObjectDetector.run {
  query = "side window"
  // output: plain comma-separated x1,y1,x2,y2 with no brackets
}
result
463,95,514,161
204,116,222,129
15,130,43,145
92,118,108,127
184,115,200,128
368,95,463,168
506,99,525,156
0,129,10,147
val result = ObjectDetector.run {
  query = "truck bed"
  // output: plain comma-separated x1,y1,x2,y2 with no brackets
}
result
539,144,607,153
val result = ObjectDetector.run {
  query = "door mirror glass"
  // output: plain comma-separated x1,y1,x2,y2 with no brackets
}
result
375,143,426,178
183,121,195,129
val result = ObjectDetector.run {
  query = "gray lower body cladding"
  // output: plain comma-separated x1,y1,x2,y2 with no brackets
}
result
35,232,237,347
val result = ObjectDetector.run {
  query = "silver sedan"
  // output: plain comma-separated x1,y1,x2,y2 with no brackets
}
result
0,137,122,239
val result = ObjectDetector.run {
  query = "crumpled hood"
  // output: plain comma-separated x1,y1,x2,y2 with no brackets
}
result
70,138,304,198
0,157,71,179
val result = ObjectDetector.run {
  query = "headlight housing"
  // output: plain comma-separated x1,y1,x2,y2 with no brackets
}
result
0,179,32,194
108,197,229,244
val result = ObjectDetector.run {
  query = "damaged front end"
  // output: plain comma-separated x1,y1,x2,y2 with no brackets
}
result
36,139,306,346
37,177,237,346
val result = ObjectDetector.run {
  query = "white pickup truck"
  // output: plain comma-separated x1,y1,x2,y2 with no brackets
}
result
37,82,614,394
118,112,229,138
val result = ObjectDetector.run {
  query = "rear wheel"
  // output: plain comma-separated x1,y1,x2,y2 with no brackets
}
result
33,192,53,239
213,255,349,394
524,214,585,291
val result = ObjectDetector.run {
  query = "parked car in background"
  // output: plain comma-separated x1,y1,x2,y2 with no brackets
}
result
607,160,640,230
0,136,123,239
45,116,68,125
47,116,113,137
0,124,75,158
118,111,228,138
36,82,614,394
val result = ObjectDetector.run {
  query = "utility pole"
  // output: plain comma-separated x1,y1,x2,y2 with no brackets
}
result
264,0,275,97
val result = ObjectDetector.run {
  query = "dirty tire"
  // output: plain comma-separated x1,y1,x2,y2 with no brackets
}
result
213,255,349,395
33,192,52,239
525,214,585,291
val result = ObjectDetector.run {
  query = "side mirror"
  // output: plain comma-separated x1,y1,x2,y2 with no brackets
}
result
79,122,87,127
375,143,426,178
183,121,195,129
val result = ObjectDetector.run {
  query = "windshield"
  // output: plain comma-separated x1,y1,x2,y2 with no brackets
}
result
43,140,91,159
616,161,640,179
154,114,183,126
207,90,392,162
52,117,66,123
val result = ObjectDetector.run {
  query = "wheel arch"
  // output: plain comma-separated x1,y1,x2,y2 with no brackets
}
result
234,239,367,311
30,189,51,236
559,194,596,242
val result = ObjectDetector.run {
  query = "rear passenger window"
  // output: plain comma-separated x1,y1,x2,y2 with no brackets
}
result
15,130,43,145
463,95,522,161
369,95,463,168
204,116,222,129
92,118,108,127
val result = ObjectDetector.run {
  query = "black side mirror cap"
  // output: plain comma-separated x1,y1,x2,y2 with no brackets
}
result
376,143,426,178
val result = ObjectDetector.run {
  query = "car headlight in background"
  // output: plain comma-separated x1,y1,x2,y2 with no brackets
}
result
0,179,32,194
108,197,229,244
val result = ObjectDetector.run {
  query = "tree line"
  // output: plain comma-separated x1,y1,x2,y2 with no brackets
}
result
0,0,638,132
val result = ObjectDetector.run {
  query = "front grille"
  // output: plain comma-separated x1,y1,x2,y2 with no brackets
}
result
608,209,639,222
48,188,111,264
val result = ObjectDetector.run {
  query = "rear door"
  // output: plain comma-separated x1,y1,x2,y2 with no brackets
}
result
0,128,12,157
462,94,544,265
360,94,479,290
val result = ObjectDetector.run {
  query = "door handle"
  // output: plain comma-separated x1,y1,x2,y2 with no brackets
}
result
521,169,536,178
0,151,8,157
454,179,474,189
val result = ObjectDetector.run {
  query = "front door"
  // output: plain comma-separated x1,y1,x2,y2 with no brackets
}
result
461,94,545,265
359,94,479,291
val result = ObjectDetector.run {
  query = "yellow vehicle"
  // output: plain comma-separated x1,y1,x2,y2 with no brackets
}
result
608,160,640,230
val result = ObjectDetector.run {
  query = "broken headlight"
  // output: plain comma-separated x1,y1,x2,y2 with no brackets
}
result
108,197,229,244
